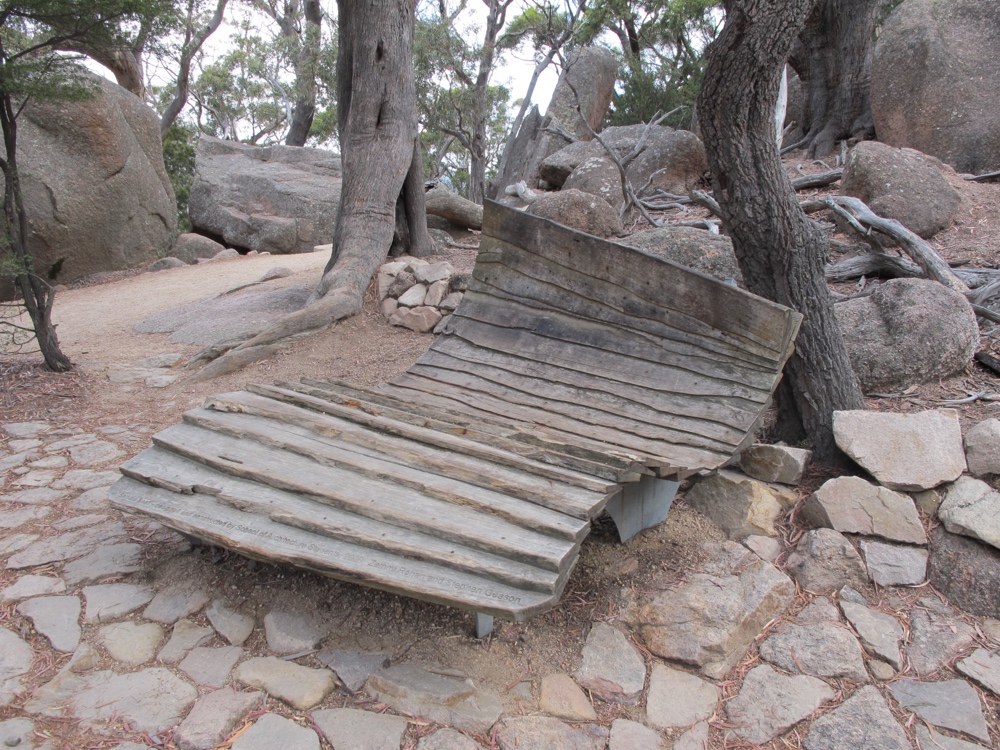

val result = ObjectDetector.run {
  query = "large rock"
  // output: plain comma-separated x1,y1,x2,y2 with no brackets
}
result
835,279,979,394
964,418,1000,477
539,125,673,187
785,529,869,593
626,130,708,196
840,142,962,238
623,227,743,284
562,156,623,208
833,409,967,491
527,189,622,238
872,0,1000,174
725,665,833,744
928,526,1000,619
634,541,794,679
188,136,341,255
683,470,793,540
760,620,869,683
545,47,619,142
799,476,926,544
15,74,175,288
170,234,228,264
938,476,1000,551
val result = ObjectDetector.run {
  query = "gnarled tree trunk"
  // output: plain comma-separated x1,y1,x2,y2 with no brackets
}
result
189,0,430,381
284,0,322,147
787,0,878,157
699,0,864,463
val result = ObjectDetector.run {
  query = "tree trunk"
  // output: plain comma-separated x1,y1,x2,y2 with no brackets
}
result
788,0,878,157
190,0,428,380
285,0,322,146
699,0,863,463
467,0,510,205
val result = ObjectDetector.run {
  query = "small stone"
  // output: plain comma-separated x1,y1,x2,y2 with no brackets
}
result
1,576,65,604
574,622,646,704
928,526,1000,619
938,476,1000,551
833,409,966,491
868,659,896,680
608,719,664,750
726,664,834,744
494,717,607,750
433,314,451,334
389,305,442,333
263,607,327,654
760,621,869,682
539,673,597,721
17,596,81,653
839,600,904,669
61,543,143,586
914,488,942,515
234,657,335,710
906,606,977,676
68,441,124,466
206,599,254,646
98,622,164,665
365,663,502,734
259,266,293,282
417,728,485,750
312,707,409,750
673,723,710,750
795,598,842,624
424,279,448,308
82,583,153,623
174,689,263,750
915,724,991,750
149,256,186,271
684,470,793,539
380,297,398,319
889,679,990,743
0,627,33,707
801,476,926,544
137,353,183,368
634,541,794,679
317,648,390,692
231,714,319,750
739,444,812,484
157,620,214,664
414,261,454,285
178,646,244,688
146,375,177,388
397,283,428,307
645,664,719,729
957,648,1000,697
386,270,416,298
744,534,782,561
439,292,464,311
144,584,211,624
786,528,870,593
984,618,1000,643
964,418,1000,476
0,451,34,472
859,540,928,586
804,685,910,750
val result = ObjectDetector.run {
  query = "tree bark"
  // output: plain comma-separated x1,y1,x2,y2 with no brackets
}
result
787,0,878,157
190,0,427,380
699,0,864,463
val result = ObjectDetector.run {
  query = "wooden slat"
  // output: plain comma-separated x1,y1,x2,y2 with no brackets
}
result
151,423,576,572
184,403,591,539
110,477,564,619
121,449,565,593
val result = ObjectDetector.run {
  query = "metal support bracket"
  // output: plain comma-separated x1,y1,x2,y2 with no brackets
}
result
605,475,680,543
475,613,494,639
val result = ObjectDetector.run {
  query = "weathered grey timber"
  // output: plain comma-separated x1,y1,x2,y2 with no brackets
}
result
110,202,801,622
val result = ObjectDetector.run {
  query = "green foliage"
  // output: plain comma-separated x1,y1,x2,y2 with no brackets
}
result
161,121,197,232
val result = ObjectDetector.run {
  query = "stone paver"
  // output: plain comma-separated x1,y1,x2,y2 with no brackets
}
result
0,627,33,707
3,422,50,438
906,604,978,675
81,583,153,623
0,718,51,750
759,621,869,682
69,486,110,511
366,663,503,734
313,707,410,750
6,487,67,505
1,575,65,604
889,679,990,743
539,673,596,721
859,540,928,586
206,598,255,645
51,469,120,491
317,648,390,692
801,476,927,544
839,600,904,669
574,622,645,704
417,728,485,749
833,409,966,491
25,667,197,735
234,656,335,710
0,505,52,529
494,716,608,750
608,718,664,750
0,533,37,556
645,664,718,730
230,714,319,750
98,621,163,665
7,522,126,569
956,649,1000,697
263,607,328,654
159,619,215,664
174,689,263,750
178,646,244,688
68,441,124,465
726,664,834,744
61,542,144,586
17,595,81,653
635,541,794,678
786,528,869,593
804,685,910,750
144,584,211,624
915,724,990,750
673,722,710,750
963,418,1000,476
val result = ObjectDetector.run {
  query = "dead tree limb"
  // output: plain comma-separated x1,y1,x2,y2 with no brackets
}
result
790,168,842,190
965,170,1000,182
425,187,484,229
